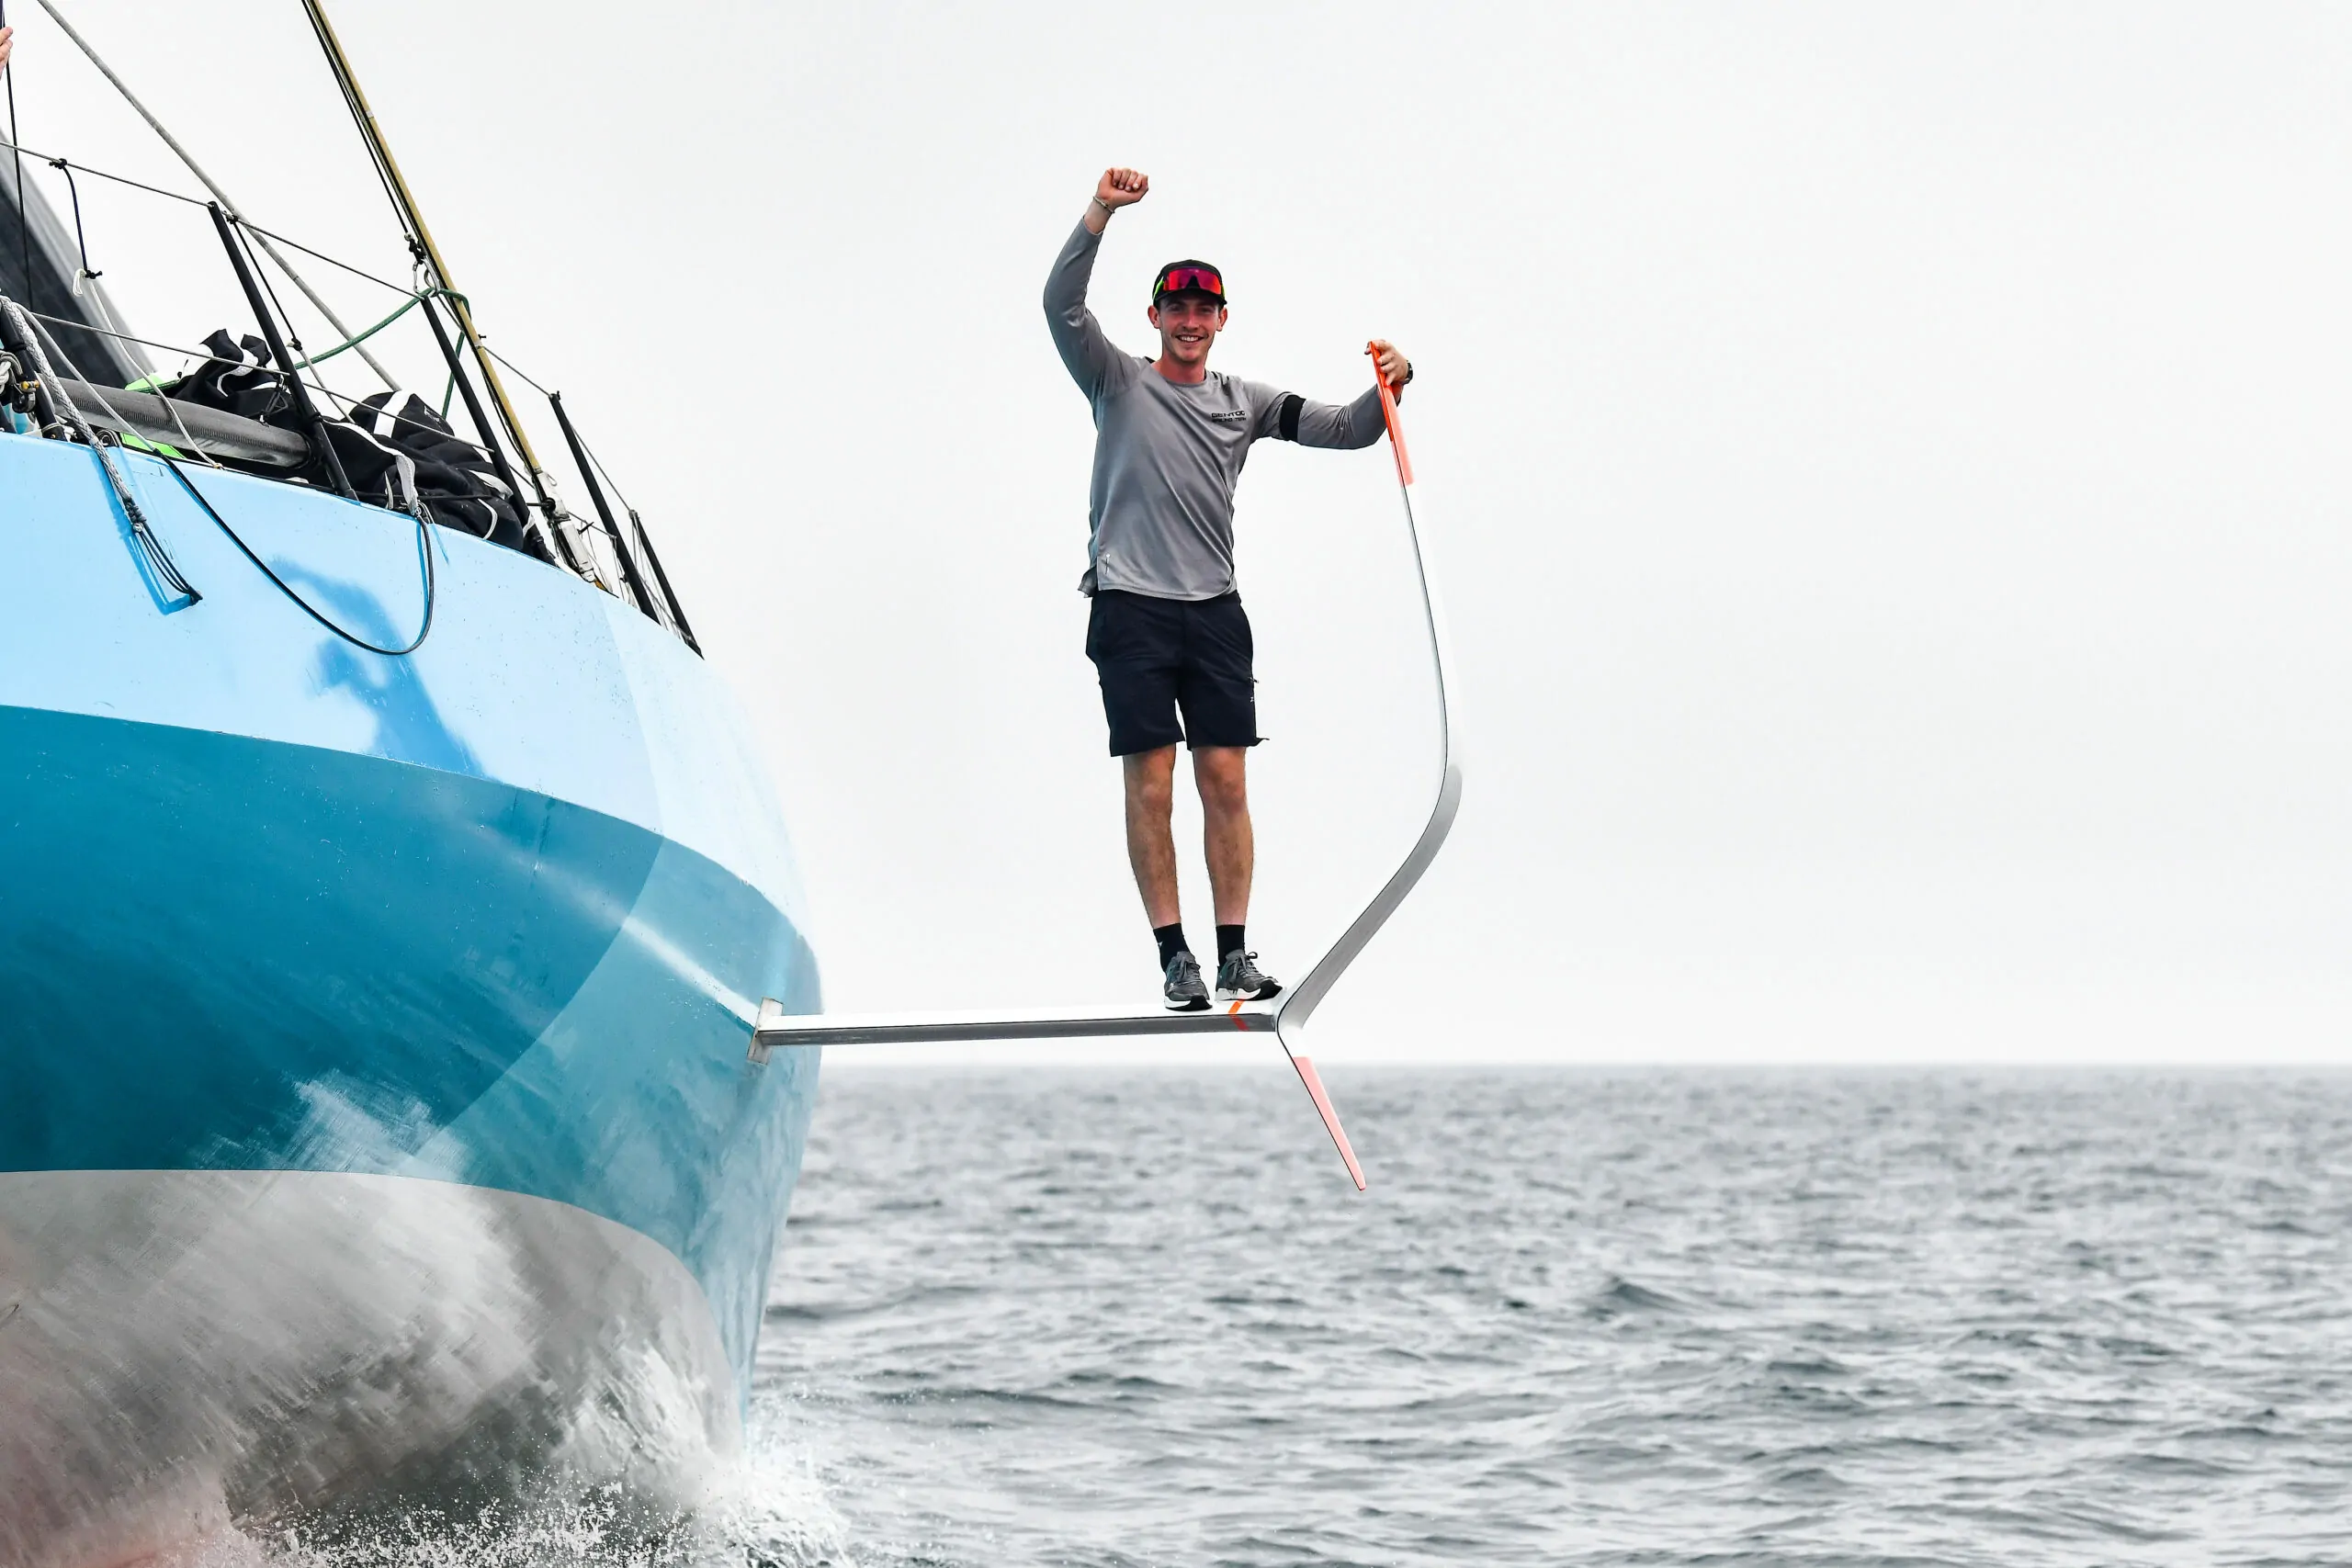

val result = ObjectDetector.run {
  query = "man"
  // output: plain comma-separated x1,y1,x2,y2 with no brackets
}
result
1046,165,1412,1011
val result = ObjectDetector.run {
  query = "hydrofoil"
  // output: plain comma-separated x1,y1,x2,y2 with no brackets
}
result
752,351,1458,1190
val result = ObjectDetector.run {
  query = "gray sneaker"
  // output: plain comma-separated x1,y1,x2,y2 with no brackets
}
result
1162,951,1209,1011
1215,950,1283,1003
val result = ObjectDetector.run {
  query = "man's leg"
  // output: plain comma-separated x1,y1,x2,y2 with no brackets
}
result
1125,744,1205,1007
1193,744,1281,999
1171,592,1277,999
1122,745,1181,929
1193,745,1252,928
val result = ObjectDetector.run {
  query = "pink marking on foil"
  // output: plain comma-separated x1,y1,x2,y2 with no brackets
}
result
1289,1054,1368,1190
1368,341,1414,487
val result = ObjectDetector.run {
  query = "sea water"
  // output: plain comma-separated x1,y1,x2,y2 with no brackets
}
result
270,1067,2352,1566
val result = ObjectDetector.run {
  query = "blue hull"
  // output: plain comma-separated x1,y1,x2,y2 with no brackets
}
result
0,430,819,1531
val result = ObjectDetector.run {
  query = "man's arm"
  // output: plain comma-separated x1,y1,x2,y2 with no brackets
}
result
1250,343,1413,451
1044,167,1150,400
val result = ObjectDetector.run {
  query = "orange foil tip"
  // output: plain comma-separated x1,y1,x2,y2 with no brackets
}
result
1290,1054,1368,1191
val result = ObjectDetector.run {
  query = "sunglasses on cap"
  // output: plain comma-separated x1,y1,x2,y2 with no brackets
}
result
1152,265,1224,302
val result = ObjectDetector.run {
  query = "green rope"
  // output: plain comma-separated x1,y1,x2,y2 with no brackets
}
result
287,291,418,368
291,287,467,370
115,287,473,450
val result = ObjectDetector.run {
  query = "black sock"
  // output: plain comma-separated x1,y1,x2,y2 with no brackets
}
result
1153,922,1191,968
1216,924,1246,961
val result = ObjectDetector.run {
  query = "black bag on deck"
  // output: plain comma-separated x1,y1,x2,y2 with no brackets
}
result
174,330,289,423
168,331,542,560
345,391,538,558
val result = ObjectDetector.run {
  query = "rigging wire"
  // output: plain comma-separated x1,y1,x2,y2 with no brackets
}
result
232,216,333,404
479,342,549,396
297,0,410,250
0,135,576,473
293,0,573,573
242,219,408,296
0,133,200,208
265,352,499,465
557,393,695,640
0,149,568,479
6,229,437,655
33,0,395,390
0,7,679,645
20,288,216,469
17,286,447,378
35,261,470,626
0,134,420,322
5,296,199,603
17,305,239,367
484,339,695,646
145,379,220,468
9,301,500,473
477,340,677,617
3,1,32,319
566,415,696,651
582,437,636,514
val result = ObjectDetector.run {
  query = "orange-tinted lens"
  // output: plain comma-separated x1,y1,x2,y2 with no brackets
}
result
1159,268,1222,297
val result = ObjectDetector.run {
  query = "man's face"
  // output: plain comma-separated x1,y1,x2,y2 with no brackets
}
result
1149,293,1227,367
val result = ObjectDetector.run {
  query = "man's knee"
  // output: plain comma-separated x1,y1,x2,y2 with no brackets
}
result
1192,746,1250,816
1123,746,1178,813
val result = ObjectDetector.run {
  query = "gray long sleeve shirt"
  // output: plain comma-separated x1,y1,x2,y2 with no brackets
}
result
1046,220,1392,600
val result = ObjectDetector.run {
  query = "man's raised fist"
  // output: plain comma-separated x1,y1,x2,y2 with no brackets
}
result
1096,168,1149,209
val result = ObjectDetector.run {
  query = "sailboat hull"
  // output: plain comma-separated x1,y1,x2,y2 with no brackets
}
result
0,430,820,1539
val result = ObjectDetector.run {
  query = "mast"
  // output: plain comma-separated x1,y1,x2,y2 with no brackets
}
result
295,0,567,549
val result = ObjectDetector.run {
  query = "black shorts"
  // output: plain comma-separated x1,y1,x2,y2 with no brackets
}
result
1085,589,1261,757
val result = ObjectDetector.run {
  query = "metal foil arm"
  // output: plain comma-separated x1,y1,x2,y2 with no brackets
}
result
752,362,1457,1192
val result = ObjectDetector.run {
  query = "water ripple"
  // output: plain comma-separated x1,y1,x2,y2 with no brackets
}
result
743,1068,2352,1566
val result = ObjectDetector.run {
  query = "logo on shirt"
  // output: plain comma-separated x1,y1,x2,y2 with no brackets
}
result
1204,409,1249,423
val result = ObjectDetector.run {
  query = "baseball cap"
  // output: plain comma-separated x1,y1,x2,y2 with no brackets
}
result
1151,259,1226,305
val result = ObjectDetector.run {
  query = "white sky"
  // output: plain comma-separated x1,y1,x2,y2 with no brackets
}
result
14,3,2352,1065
